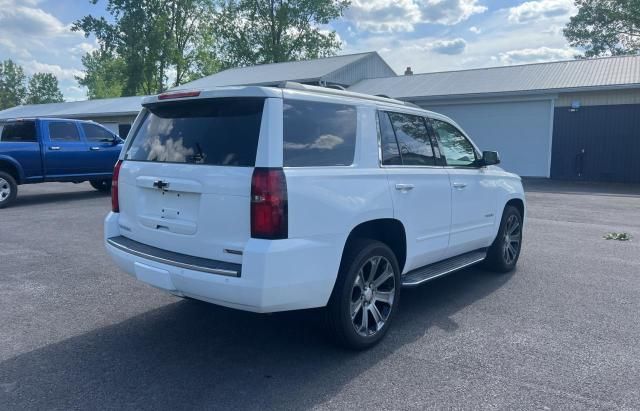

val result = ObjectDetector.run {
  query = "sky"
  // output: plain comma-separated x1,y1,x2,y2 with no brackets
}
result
0,0,579,101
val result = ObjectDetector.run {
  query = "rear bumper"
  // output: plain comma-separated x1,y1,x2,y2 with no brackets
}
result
104,212,342,313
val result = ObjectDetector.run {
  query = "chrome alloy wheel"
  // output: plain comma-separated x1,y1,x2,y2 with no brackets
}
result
0,177,10,202
503,214,522,265
350,256,396,337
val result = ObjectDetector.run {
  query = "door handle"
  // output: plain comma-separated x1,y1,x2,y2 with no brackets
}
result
49,146,61,151
395,183,415,191
452,182,467,189
90,146,101,151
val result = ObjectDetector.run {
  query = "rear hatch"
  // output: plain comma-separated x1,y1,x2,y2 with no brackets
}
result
116,96,267,265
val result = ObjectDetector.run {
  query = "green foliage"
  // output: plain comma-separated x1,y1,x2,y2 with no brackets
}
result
73,0,216,96
0,59,27,110
76,51,126,99
603,232,633,241
26,73,65,105
564,0,640,57
212,0,349,68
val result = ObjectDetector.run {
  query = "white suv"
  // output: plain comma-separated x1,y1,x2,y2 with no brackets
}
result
105,83,525,349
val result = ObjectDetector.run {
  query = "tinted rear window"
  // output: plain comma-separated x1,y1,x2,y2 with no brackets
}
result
125,98,265,166
283,99,357,167
0,121,37,142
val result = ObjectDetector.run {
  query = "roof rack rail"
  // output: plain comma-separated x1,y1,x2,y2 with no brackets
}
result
276,81,421,109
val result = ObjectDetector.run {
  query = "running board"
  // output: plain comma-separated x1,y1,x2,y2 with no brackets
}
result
402,249,487,287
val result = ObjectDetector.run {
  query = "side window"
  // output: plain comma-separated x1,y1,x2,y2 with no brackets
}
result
431,119,477,167
388,112,435,166
82,123,114,142
283,99,357,167
0,121,37,142
49,122,81,142
378,111,401,165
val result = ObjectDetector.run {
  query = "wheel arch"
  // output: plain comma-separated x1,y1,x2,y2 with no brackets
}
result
340,218,407,274
0,157,23,184
505,197,525,219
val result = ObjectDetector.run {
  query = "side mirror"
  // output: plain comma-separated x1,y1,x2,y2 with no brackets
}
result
481,151,500,166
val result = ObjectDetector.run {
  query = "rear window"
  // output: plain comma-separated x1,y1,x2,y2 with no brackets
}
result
125,98,265,166
283,99,357,167
0,121,37,143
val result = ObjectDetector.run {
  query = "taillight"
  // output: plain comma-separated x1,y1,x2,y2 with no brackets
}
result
251,168,288,239
111,160,122,212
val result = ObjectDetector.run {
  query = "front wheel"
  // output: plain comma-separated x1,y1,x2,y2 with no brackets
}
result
483,205,523,273
0,171,18,209
90,179,112,193
326,240,401,350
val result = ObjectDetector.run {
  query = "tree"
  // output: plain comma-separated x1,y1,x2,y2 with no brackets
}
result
564,0,640,57
0,59,27,110
73,0,216,96
213,0,349,68
76,51,126,99
26,73,65,105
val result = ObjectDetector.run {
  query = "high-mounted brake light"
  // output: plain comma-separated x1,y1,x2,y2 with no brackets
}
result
111,160,122,212
251,168,288,239
158,90,201,100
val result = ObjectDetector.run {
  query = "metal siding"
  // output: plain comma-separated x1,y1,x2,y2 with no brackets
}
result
321,54,396,86
422,100,553,177
0,96,145,120
551,104,640,183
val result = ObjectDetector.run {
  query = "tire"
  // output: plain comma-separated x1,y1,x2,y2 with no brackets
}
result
0,171,18,209
90,179,112,193
326,239,401,350
483,205,523,273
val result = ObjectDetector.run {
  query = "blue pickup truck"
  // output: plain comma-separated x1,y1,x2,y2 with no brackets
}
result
0,118,123,208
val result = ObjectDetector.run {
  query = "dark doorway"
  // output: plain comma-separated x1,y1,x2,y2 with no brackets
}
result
551,104,640,183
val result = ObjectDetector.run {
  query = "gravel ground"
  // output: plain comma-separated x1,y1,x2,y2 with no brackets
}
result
1,181,639,410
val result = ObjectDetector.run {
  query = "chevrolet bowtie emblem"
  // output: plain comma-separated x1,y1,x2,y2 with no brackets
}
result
153,180,170,190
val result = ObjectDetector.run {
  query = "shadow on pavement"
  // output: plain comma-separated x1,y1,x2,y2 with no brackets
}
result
0,268,513,410
9,188,108,208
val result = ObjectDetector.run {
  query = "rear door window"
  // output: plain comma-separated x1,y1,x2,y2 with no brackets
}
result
0,121,37,142
125,98,265,166
283,99,357,167
387,112,436,166
49,121,81,142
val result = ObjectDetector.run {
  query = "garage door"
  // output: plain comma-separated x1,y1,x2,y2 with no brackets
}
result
422,100,553,177
551,104,640,184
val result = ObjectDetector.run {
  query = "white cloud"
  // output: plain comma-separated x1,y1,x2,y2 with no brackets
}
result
345,0,486,32
508,0,576,24
420,0,487,26
71,42,98,56
20,60,83,81
430,38,467,55
494,46,576,64
469,26,481,34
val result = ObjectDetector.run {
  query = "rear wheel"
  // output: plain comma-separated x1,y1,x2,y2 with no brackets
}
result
0,171,17,209
326,240,401,350
90,179,112,193
483,205,523,273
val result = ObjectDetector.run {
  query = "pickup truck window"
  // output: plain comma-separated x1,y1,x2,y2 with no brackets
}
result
82,123,114,142
283,99,357,167
0,121,37,142
126,98,264,166
49,122,81,142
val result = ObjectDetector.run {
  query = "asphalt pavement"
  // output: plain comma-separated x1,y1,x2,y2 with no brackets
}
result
1,181,639,410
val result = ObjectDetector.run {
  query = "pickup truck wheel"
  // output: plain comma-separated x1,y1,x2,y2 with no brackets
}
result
0,172,17,209
483,205,523,273
90,179,112,193
326,240,401,350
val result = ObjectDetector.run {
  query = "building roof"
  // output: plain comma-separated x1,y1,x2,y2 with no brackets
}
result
174,52,394,89
0,95,146,121
348,55,640,100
